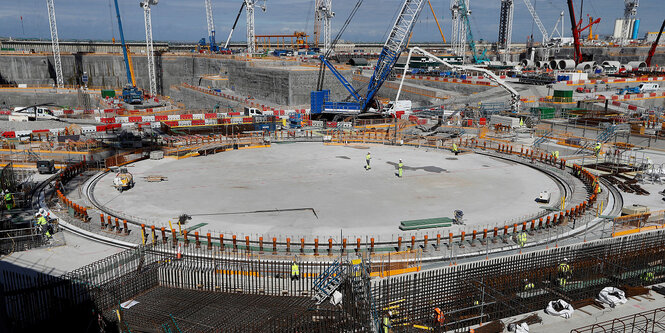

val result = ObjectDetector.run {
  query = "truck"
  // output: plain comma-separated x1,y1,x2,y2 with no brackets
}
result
243,107,263,116
36,160,56,174
11,106,59,121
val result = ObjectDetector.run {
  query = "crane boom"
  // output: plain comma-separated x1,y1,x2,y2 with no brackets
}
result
398,47,521,111
46,0,63,88
363,0,426,111
566,0,583,64
113,0,143,103
646,19,665,67
205,0,218,52
113,0,133,86
224,2,246,49
521,0,548,42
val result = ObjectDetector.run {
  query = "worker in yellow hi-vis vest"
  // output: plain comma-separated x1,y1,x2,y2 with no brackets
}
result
365,151,372,170
291,260,299,281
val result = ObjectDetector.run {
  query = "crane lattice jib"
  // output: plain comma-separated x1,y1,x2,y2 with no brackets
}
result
522,0,548,42
205,0,217,49
46,0,63,88
113,0,133,86
457,0,483,64
362,0,426,111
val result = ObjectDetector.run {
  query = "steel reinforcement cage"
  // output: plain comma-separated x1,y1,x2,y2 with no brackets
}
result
372,229,665,331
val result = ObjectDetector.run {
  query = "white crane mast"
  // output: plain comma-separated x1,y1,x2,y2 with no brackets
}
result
205,0,215,42
246,0,255,53
46,0,64,88
450,0,468,63
316,0,334,54
244,0,266,54
141,0,157,97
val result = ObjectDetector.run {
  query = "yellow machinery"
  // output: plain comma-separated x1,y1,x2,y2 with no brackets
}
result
113,168,135,192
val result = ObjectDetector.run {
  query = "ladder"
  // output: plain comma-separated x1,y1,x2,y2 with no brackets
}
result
533,130,552,147
349,258,381,331
574,125,617,155
312,260,346,305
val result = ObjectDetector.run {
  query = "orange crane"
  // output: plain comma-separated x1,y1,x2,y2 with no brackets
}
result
587,15,600,40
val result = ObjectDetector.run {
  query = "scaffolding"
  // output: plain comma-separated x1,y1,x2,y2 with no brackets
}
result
254,32,309,50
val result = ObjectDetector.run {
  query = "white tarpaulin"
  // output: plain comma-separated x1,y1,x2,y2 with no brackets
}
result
545,300,574,319
597,287,627,308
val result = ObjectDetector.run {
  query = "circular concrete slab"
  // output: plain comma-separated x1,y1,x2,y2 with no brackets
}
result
94,143,559,238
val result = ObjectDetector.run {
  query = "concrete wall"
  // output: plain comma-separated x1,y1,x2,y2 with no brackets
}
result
219,59,354,106
0,54,222,96
0,90,93,109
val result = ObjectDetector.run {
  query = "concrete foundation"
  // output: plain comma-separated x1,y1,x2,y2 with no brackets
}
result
92,143,559,239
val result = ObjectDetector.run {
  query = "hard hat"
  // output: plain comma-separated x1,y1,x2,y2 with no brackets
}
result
563,257,568,262
35,212,40,217
399,159,402,162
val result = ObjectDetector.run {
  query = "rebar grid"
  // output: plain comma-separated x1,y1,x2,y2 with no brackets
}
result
372,230,665,331
571,306,665,333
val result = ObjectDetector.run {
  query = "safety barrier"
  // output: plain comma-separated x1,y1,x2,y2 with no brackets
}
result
54,161,90,224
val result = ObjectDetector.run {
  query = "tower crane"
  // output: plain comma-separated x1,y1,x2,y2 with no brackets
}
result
46,0,64,88
141,0,158,97
452,0,487,64
498,0,514,55
244,0,267,54
311,0,426,115
113,0,143,104
315,0,334,54
204,0,219,52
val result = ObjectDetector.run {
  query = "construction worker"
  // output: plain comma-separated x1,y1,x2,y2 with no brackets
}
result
365,151,371,170
291,260,300,281
398,159,403,178
517,232,527,248
519,118,524,127
594,142,602,156
641,271,655,283
452,143,459,156
552,151,559,159
523,279,535,291
434,307,445,327
4,191,13,211
35,212,51,239
382,312,391,333
557,258,571,287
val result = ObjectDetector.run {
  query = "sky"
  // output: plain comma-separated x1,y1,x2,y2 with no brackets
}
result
0,0,663,44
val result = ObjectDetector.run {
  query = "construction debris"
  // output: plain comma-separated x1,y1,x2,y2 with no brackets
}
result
142,175,168,182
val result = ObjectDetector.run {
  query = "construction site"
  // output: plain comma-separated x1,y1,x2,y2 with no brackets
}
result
2,0,665,332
